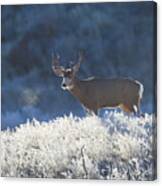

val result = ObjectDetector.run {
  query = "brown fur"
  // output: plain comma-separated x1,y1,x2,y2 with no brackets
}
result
69,77,143,115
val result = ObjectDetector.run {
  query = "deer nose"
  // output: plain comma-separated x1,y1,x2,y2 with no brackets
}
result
62,83,66,87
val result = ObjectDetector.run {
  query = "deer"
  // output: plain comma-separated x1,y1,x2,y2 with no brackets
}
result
52,52,144,116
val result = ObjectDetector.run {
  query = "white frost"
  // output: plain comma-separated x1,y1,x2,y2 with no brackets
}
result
1,111,156,180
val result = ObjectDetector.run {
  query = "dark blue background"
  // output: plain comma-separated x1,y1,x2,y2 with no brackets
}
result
1,2,156,129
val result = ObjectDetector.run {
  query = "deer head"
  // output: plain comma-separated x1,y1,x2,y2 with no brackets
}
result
52,52,83,90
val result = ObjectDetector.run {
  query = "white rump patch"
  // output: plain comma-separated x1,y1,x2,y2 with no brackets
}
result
135,80,144,99
139,83,144,99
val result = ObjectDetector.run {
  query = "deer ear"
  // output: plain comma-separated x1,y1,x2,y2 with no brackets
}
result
52,66,65,77
72,62,80,74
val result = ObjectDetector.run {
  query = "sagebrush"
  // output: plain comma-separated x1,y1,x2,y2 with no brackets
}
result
1,111,156,180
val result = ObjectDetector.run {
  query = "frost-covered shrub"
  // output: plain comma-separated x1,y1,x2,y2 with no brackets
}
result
1,112,156,180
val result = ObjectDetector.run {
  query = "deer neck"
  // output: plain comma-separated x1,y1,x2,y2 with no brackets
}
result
69,78,84,101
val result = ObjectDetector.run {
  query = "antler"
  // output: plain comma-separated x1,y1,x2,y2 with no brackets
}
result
78,50,84,65
52,52,61,67
72,51,84,73
52,52,65,77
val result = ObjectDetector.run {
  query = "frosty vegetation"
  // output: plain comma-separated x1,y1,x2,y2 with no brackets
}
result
1,111,156,180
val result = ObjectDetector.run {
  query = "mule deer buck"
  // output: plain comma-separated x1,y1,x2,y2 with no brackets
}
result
52,53,144,116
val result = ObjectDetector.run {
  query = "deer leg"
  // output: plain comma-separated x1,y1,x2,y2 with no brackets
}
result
93,109,98,115
129,96,143,117
125,103,142,117
121,104,132,113
87,110,94,116
121,104,137,118
136,98,145,117
133,104,141,116
83,107,95,116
